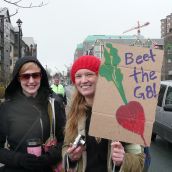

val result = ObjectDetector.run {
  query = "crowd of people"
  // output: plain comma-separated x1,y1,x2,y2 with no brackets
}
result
0,55,149,172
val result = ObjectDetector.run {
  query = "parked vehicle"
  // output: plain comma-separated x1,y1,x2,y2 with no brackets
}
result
152,80,172,143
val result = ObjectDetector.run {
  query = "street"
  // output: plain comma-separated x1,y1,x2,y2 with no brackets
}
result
149,136,172,172
65,85,74,104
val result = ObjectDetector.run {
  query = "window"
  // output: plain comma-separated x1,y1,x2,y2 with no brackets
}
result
165,86,172,105
157,84,166,107
10,59,12,65
168,59,172,63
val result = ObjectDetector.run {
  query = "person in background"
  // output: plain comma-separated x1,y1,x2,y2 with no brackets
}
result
62,55,145,172
0,56,66,172
51,74,67,106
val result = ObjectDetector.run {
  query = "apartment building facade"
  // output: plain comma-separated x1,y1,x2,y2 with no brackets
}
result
161,13,172,79
0,8,12,86
74,35,163,58
0,8,38,86
74,34,164,79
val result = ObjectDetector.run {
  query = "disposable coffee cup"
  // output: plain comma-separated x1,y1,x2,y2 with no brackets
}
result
27,138,42,157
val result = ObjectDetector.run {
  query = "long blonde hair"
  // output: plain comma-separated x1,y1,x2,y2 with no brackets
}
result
64,88,88,142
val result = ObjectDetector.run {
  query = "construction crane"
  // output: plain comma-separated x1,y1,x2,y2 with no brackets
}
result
123,21,150,36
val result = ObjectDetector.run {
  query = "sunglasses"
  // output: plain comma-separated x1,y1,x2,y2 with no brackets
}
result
19,72,42,81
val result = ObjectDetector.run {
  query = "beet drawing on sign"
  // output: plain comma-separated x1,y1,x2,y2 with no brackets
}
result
89,42,163,146
116,101,146,145
99,43,147,145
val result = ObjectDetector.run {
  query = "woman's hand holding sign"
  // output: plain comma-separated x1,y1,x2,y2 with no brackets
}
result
111,141,125,166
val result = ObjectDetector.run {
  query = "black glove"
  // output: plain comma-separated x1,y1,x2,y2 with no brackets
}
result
17,153,45,170
0,149,43,169
37,154,51,168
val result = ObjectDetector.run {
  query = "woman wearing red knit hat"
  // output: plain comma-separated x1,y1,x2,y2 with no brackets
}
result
62,55,144,172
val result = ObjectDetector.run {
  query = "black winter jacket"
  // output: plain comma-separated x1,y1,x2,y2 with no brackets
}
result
0,56,66,172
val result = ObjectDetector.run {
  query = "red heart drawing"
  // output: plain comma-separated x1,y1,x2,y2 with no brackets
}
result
116,101,146,145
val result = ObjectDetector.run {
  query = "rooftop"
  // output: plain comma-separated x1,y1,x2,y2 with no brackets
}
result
84,35,140,42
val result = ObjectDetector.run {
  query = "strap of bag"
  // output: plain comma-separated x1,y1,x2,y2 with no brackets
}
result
14,117,40,151
48,97,56,138
14,104,43,151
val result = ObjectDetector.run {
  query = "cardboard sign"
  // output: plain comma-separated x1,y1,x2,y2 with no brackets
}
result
89,43,164,146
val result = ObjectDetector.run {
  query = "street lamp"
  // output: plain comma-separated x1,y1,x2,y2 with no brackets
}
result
16,19,22,58
30,44,33,56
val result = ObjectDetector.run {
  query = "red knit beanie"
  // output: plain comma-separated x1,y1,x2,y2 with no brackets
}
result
71,55,101,83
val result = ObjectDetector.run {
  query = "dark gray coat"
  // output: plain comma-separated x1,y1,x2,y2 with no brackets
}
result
0,56,66,172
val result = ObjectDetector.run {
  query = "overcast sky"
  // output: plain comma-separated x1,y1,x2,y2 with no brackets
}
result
1,0,172,73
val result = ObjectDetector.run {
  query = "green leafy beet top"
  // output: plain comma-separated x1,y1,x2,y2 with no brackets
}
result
99,43,128,105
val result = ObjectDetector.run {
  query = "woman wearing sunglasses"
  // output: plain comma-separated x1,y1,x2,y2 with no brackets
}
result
0,56,66,172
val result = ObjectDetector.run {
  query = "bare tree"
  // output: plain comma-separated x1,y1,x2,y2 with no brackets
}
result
0,0,48,16
3,0,48,8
